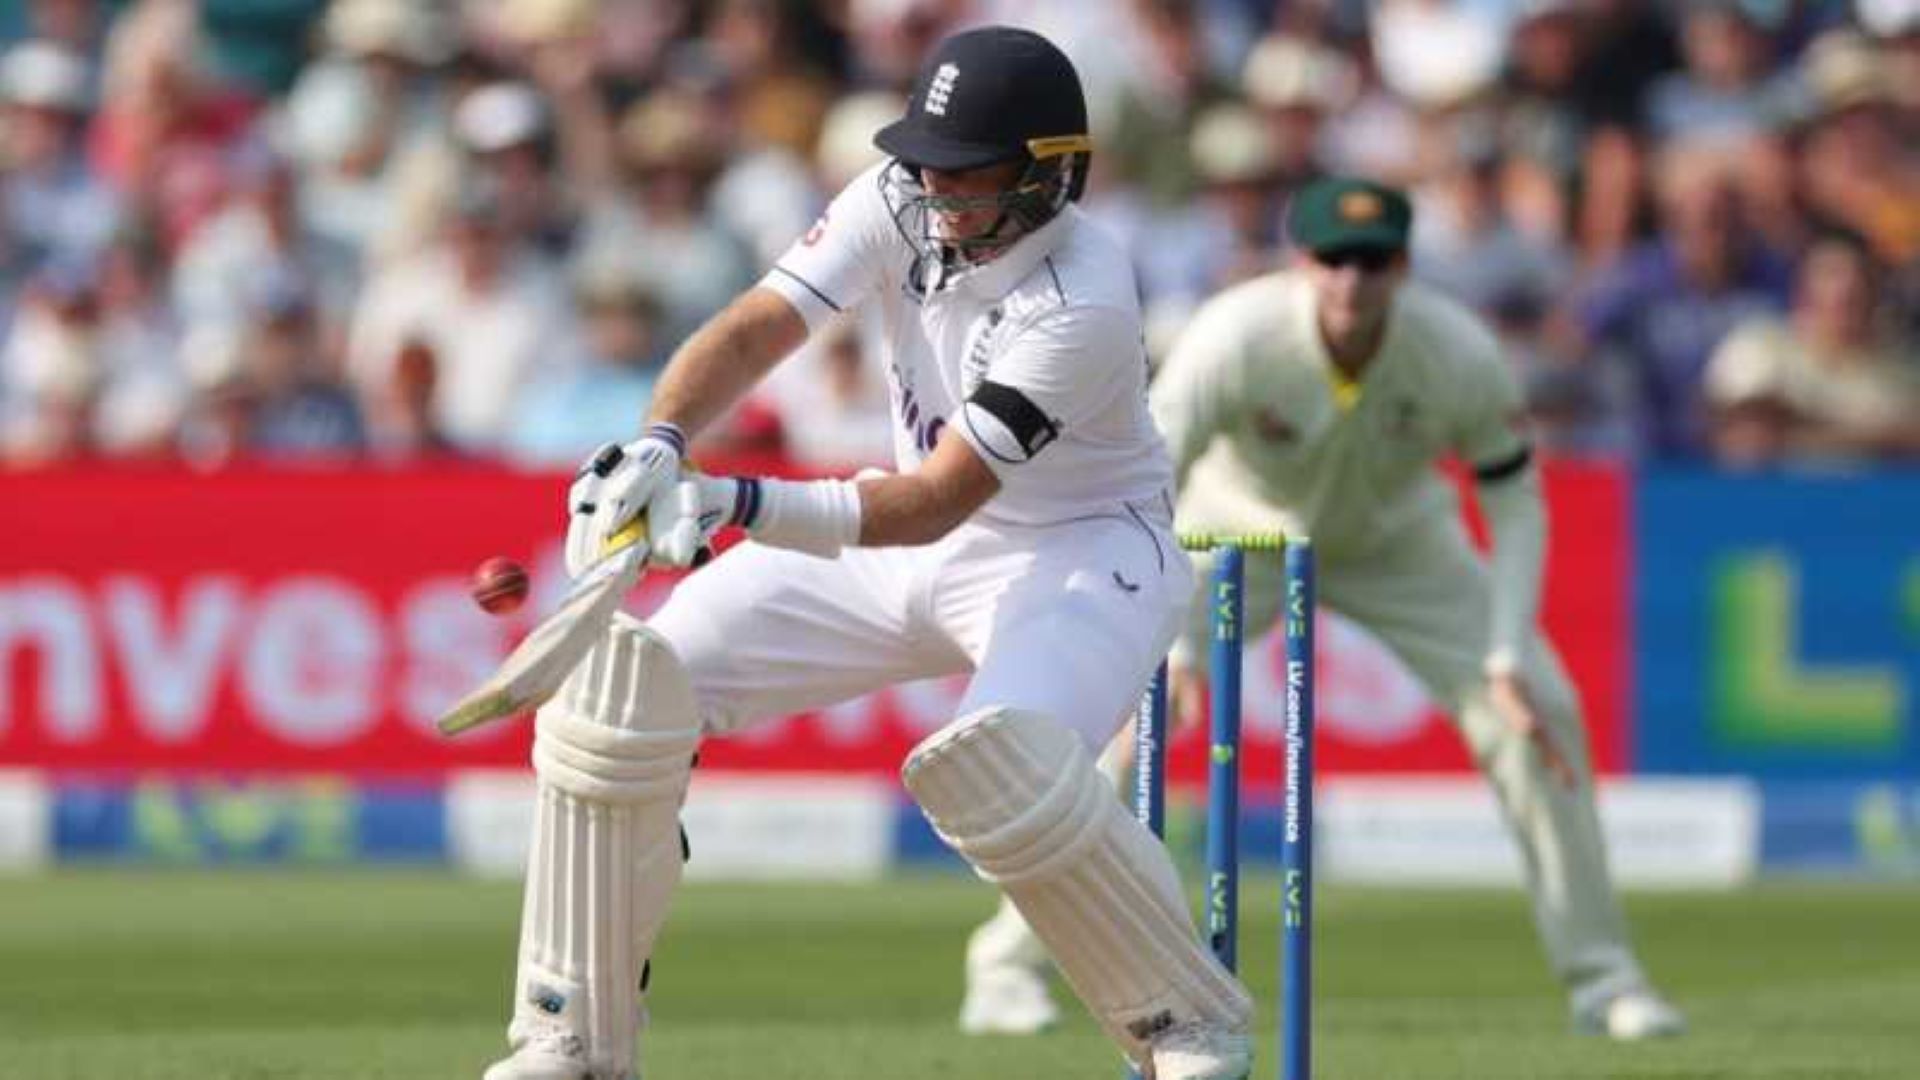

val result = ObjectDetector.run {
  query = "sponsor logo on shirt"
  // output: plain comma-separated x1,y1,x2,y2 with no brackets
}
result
1384,398,1421,440
892,361,947,454
1252,405,1297,444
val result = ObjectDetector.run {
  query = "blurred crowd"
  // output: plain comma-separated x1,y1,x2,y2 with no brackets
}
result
0,0,1916,473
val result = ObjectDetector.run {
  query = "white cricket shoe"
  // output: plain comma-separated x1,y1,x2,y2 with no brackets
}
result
958,963,1061,1035
1147,1021,1253,1080
1574,988,1687,1040
482,1029,631,1080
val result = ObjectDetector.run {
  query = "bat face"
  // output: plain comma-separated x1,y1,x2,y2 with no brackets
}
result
436,538,648,736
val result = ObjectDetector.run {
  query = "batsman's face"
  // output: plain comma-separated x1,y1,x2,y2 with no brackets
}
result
1302,247,1404,339
919,160,1025,244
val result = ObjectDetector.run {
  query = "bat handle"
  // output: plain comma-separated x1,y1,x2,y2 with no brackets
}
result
601,515,711,568
602,517,650,557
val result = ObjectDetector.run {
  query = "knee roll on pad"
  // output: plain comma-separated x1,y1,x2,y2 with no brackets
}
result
506,616,701,1076
903,708,1251,1064
533,612,701,799
904,708,1106,883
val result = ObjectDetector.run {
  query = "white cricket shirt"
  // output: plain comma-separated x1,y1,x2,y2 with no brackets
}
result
759,162,1174,528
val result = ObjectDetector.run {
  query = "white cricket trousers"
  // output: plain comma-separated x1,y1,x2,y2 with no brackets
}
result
650,512,1195,753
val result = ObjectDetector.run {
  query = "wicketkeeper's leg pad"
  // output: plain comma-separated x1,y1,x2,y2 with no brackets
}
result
499,614,701,1079
903,707,1251,1066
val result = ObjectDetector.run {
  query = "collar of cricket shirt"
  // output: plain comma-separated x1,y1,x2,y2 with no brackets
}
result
1296,273,1403,414
940,206,1077,301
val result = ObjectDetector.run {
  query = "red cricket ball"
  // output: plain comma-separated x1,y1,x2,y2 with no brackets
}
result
472,556,530,616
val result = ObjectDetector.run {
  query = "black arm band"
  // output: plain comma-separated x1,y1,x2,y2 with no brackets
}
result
1473,444,1534,483
967,380,1061,460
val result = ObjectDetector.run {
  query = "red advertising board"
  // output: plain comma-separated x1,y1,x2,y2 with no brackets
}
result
1,462,1626,786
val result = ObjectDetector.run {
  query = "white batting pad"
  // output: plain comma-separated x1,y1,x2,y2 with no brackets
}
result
500,615,701,1079
965,727,1146,973
903,708,1251,1064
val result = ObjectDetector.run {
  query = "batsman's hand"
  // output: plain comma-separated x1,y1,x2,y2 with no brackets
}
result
564,424,686,576
1488,670,1578,789
649,472,745,568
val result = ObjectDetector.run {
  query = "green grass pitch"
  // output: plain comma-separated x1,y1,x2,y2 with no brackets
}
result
4,871,1919,1078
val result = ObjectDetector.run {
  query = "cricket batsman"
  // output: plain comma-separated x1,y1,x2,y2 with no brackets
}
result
961,177,1687,1042
483,26,1254,1080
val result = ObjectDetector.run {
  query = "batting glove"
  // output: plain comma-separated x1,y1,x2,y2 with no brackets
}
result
563,423,686,576
650,472,755,568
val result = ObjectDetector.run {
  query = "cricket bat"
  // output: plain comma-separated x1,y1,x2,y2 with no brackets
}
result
436,519,651,736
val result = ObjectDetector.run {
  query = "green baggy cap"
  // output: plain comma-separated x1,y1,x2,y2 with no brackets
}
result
1288,177,1413,254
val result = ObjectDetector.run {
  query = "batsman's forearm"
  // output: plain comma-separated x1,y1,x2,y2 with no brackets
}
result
855,473,976,546
854,430,999,546
646,286,807,439
731,411,998,555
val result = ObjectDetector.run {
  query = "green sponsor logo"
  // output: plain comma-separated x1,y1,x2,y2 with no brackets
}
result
132,778,354,863
1854,785,1920,874
1710,552,1903,753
